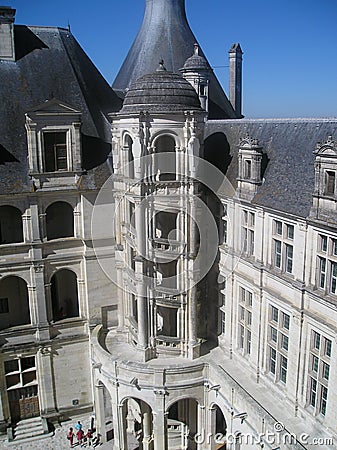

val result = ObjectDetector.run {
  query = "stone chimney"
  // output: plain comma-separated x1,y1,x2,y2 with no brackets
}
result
229,43,243,117
0,6,15,61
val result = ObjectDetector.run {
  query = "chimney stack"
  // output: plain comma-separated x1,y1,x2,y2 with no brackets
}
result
229,43,243,117
0,6,16,61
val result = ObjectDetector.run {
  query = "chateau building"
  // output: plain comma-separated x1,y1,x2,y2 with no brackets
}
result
0,1,336,449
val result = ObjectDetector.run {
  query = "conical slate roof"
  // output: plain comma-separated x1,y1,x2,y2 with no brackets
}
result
112,0,238,119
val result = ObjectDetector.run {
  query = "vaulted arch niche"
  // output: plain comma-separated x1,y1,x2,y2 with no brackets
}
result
167,398,199,450
50,269,79,321
121,397,153,450
46,201,74,240
0,206,23,244
0,276,30,330
155,135,176,181
125,134,135,178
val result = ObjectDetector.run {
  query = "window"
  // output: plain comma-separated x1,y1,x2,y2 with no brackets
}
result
307,331,332,416
5,356,37,390
325,171,335,195
237,287,253,356
219,280,226,335
267,305,290,385
43,132,68,172
272,220,294,274
222,205,228,245
244,160,252,179
0,298,9,314
317,234,337,295
242,210,255,256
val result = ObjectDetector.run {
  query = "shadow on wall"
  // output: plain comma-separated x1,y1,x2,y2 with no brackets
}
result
82,134,112,170
14,25,49,61
204,132,232,178
0,144,19,165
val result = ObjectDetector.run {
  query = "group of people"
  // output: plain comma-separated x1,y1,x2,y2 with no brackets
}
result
67,421,95,448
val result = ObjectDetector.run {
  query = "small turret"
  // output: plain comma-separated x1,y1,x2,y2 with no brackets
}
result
180,44,211,112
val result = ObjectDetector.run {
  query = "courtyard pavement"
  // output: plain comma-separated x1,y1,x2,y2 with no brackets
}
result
0,413,139,450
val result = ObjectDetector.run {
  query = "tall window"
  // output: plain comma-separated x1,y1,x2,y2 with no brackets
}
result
242,210,255,256
317,234,337,295
238,287,253,355
43,132,68,172
222,204,228,245
272,220,294,274
308,331,332,416
219,280,226,335
267,305,290,384
325,170,336,195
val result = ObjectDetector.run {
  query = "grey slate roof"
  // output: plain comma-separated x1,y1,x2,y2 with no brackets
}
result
0,25,122,195
206,118,337,218
120,67,202,115
112,0,237,120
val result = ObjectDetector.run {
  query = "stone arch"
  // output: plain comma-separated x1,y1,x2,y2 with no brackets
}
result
0,205,23,244
0,276,30,330
167,397,199,450
153,134,176,181
50,269,79,321
209,402,228,449
120,396,154,450
124,133,135,178
46,201,74,240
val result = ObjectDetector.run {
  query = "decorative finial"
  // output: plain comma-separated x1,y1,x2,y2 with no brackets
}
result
193,43,199,56
156,60,167,72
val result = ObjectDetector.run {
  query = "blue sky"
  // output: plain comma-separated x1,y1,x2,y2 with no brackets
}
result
7,0,337,118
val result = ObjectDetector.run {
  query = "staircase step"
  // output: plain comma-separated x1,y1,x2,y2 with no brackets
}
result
13,417,46,441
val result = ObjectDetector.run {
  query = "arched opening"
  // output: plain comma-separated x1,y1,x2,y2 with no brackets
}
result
50,269,79,321
0,276,30,330
211,404,227,449
0,206,23,244
155,135,176,181
121,397,153,450
154,211,178,240
167,398,199,450
46,201,74,240
125,134,134,178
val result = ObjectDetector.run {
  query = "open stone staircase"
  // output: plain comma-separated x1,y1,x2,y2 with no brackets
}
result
7,416,49,444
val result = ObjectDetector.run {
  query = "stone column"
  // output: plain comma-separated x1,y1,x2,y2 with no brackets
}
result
153,389,168,450
36,347,57,417
208,405,217,450
94,381,106,443
142,403,153,450
73,204,81,239
22,209,31,243
30,265,50,341
116,402,128,450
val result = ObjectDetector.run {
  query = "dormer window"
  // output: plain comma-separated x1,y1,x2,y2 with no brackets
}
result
43,132,68,172
25,99,82,189
237,135,263,200
310,135,337,222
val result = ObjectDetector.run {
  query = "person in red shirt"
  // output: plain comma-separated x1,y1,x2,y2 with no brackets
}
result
86,428,93,446
67,427,74,447
76,428,84,446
